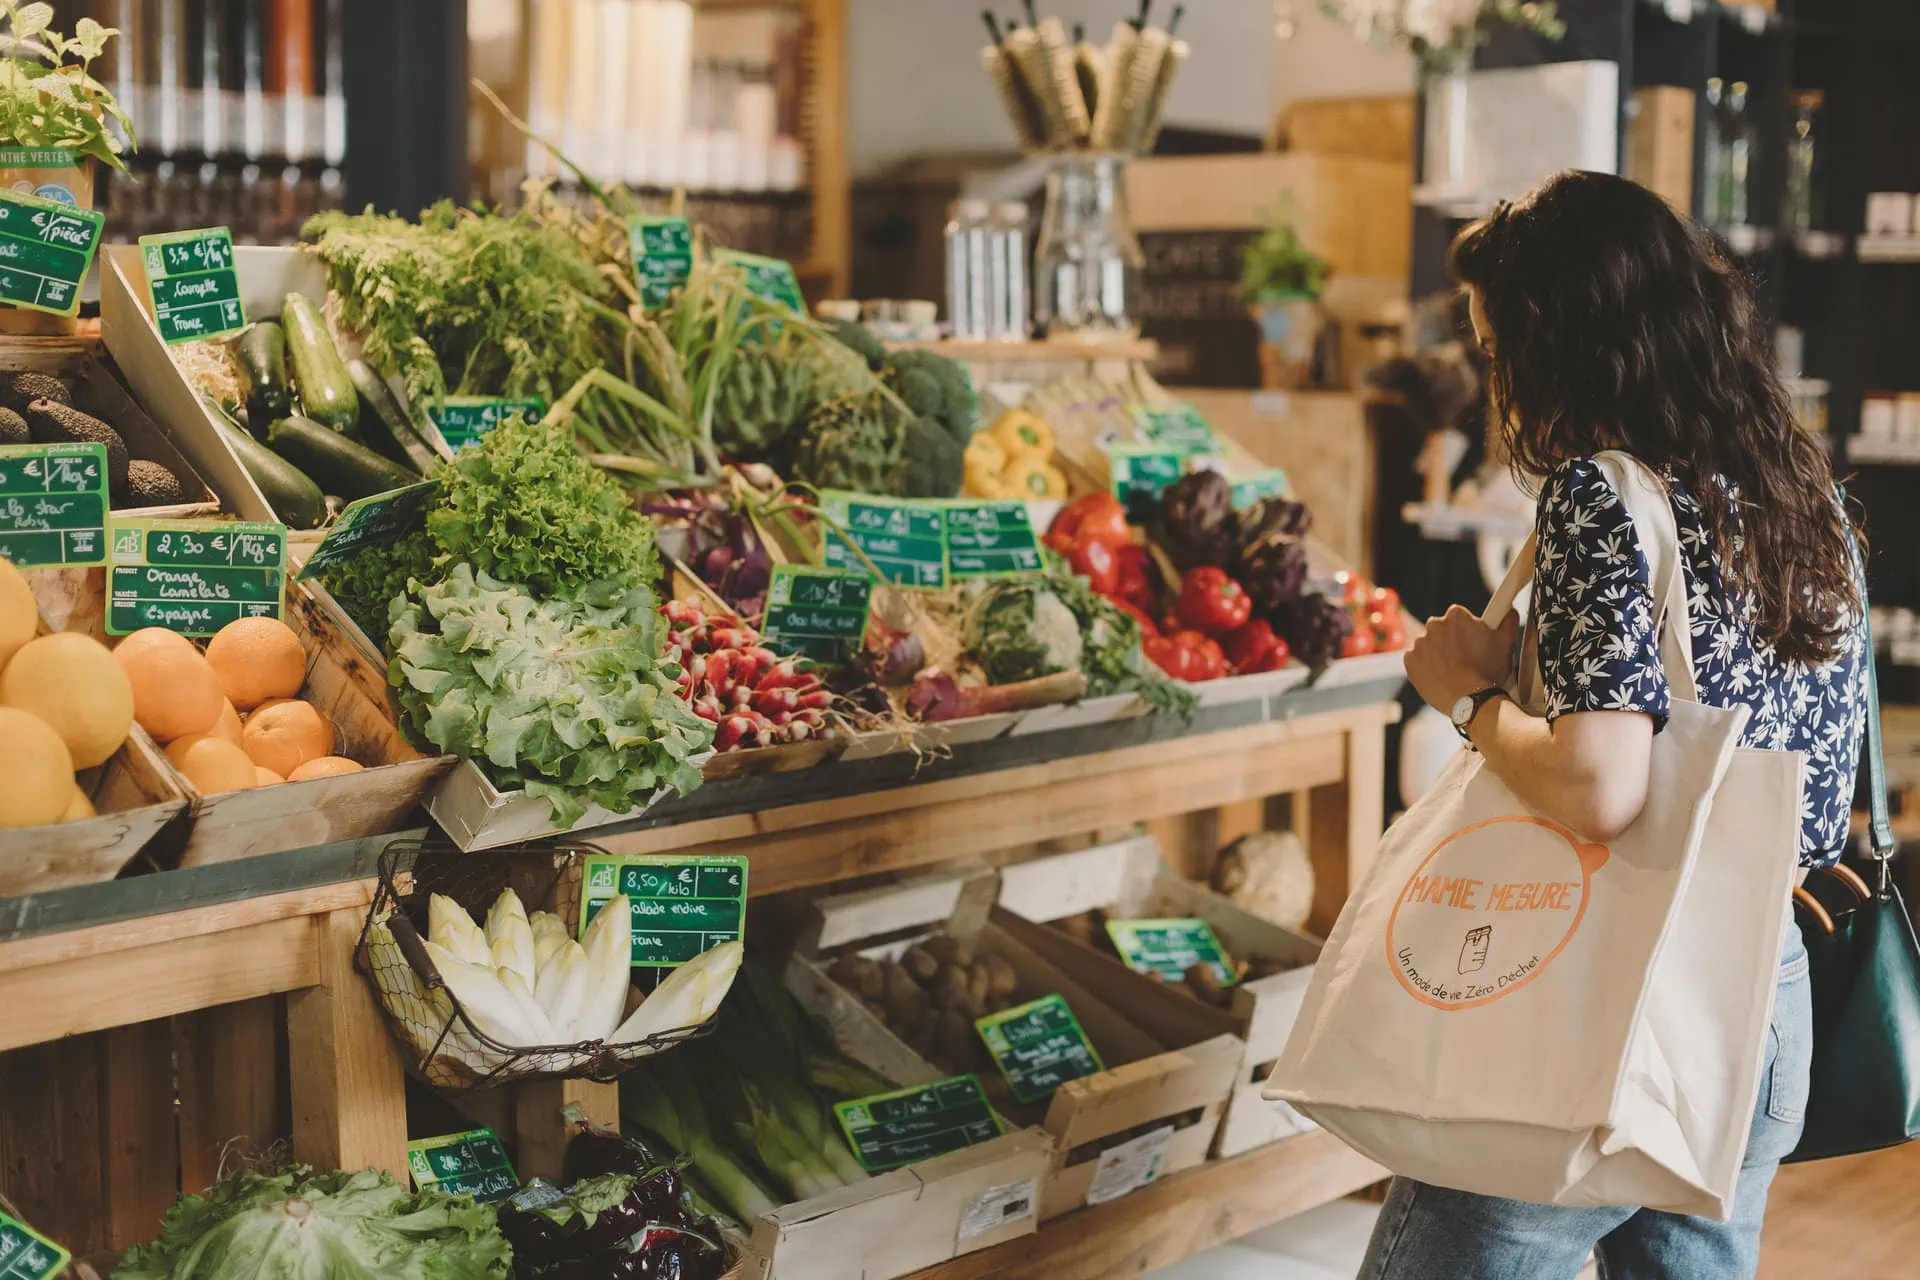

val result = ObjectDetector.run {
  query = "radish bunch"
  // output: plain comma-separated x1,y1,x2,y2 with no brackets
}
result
663,600,836,751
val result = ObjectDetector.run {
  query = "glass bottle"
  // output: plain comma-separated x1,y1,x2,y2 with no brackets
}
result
1784,90,1822,234
1032,154,1143,339
1702,78,1727,229
994,202,1032,341
1726,81,1753,229
945,198,991,342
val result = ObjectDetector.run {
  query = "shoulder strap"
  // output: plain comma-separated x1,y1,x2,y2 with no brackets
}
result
1844,493,1895,860
1593,451,1700,703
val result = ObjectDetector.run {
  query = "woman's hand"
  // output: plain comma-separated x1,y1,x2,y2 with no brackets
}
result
1405,606,1520,715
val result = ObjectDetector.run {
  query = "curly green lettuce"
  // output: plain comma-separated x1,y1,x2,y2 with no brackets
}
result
427,413,659,601
388,564,712,826
111,1165,512,1280
317,528,441,649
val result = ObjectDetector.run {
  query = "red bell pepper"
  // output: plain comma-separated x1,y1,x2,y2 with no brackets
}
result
1176,566,1253,637
1144,628,1227,681
1049,492,1132,550
1223,619,1291,674
1111,543,1156,613
1065,533,1120,595
1109,596,1160,636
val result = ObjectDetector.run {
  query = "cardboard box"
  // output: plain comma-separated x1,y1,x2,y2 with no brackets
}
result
996,834,1325,1158
1627,87,1696,213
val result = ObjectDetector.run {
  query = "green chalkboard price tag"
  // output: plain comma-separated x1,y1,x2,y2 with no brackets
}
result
834,1074,1003,1172
433,396,546,450
1108,445,1185,524
1105,918,1237,986
406,1127,518,1202
296,480,437,582
1134,404,1220,457
715,247,807,314
944,501,1043,578
975,993,1105,1105
140,226,246,344
0,441,108,567
0,1209,67,1280
820,492,948,589
0,188,102,317
580,854,749,968
1230,468,1291,508
761,563,872,666
630,215,693,308
106,517,287,637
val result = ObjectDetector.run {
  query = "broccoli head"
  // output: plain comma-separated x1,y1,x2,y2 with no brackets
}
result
902,414,965,498
822,317,888,371
884,347,978,446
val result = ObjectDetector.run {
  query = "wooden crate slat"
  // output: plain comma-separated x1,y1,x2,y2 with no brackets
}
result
99,1019,179,1251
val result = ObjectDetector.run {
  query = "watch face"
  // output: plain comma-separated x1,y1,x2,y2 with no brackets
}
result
1451,695,1476,727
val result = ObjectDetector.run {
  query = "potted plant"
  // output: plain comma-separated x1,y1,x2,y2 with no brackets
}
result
0,2,132,331
1239,198,1330,390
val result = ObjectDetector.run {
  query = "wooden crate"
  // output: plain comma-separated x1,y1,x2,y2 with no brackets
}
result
798,868,1243,1225
996,834,1325,1159
0,720,182,897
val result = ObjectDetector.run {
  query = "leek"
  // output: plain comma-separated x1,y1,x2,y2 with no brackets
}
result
805,1051,893,1102
623,1060,779,1224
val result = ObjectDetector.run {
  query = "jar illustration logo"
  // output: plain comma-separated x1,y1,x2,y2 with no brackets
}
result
1385,816,1608,1010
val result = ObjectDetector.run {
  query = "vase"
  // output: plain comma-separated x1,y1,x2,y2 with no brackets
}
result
1251,294,1320,390
1421,65,1471,194
0,146,93,336
1033,153,1143,341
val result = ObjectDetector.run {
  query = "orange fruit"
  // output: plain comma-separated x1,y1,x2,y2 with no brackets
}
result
114,632,223,742
253,766,284,786
287,755,363,781
241,699,333,777
166,735,259,794
205,617,306,710
0,632,134,767
210,699,244,746
0,707,73,827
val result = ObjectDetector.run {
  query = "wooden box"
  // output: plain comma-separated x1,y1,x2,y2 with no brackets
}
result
0,717,184,897
997,834,1325,1159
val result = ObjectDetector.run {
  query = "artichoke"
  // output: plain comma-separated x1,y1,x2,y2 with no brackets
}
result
1232,495,1314,612
713,342,816,461
1272,592,1353,668
792,391,907,495
1156,470,1237,571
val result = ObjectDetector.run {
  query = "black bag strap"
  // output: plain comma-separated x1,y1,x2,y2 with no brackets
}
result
1864,605,1895,861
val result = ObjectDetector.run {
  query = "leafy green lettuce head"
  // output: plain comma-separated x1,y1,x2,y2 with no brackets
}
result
112,1165,512,1280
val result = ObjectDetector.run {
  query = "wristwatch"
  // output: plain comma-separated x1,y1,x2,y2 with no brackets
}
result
1450,687,1508,744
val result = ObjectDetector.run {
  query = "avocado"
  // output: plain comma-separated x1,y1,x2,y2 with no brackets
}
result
0,371,69,417
26,397,129,495
121,459,185,508
0,406,24,445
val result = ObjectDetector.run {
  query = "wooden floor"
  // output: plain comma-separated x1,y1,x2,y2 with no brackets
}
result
1759,1141,1920,1280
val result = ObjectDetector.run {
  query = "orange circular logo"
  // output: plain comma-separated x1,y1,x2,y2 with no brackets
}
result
1385,817,1609,1010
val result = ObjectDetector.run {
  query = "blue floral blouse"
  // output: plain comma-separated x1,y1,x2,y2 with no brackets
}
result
1532,458,1867,865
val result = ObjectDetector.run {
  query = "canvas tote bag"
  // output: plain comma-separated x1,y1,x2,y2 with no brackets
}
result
1265,452,1804,1220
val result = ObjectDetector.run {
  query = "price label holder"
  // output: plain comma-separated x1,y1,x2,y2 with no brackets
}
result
1108,445,1185,525
140,226,246,344
0,188,103,317
1134,403,1221,457
975,992,1104,1106
0,441,108,567
106,517,287,637
630,214,693,308
944,500,1043,578
820,492,949,589
1105,917,1237,987
1230,468,1290,508
761,563,872,666
715,247,807,314
0,1209,68,1280
432,396,547,451
406,1127,519,1202
580,853,749,967
296,480,438,581
833,1074,1004,1173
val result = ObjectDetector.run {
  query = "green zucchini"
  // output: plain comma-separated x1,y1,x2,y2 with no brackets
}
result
209,408,328,529
346,358,439,476
236,320,289,438
280,292,359,433
267,414,421,501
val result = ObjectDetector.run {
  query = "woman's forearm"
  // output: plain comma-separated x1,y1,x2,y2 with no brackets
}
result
1464,697,1654,841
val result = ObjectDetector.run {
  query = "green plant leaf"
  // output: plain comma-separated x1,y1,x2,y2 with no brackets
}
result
9,3,52,45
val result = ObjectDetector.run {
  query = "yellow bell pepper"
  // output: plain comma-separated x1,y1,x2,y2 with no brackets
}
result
1003,456,1068,500
991,410,1055,460
964,431,1008,474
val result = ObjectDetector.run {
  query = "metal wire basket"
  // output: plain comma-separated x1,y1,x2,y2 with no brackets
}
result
354,836,715,1090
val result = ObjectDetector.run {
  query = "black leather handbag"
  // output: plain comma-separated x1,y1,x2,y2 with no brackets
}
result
1785,633,1920,1163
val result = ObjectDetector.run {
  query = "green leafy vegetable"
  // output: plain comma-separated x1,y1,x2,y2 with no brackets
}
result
318,528,441,646
0,4,133,172
964,554,1197,716
428,413,660,601
388,564,712,826
111,1165,512,1280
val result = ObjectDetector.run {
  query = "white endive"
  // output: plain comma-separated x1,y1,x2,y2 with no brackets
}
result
428,894,491,968
485,889,538,989
425,939,546,1048
530,910,571,971
611,940,744,1045
578,895,635,1041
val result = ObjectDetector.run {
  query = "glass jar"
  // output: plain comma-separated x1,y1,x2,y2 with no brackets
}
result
991,201,1031,341
1725,80,1753,229
1703,78,1727,229
944,197,992,342
1784,90,1822,234
1033,153,1142,339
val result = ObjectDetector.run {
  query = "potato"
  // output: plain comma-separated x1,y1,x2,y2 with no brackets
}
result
983,954,1019,998
902,943,941,983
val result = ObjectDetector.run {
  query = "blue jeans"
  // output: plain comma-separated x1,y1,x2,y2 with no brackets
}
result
1359,930,1813,1280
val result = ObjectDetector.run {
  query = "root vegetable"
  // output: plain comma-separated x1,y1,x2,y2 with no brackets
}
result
902,943,940,982
1184,962,1231,1008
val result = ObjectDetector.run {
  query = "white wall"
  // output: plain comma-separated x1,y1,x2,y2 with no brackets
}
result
1269,3,1413,116
848,0,1278,177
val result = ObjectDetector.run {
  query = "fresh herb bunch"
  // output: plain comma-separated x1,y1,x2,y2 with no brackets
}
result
317,527,440,644
0,3,133,171
388,565,713,827
302,201,614,409
965,554,1197,716
428,413,660,601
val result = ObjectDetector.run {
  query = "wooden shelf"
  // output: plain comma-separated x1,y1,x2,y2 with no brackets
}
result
906,1129,1384,1280
892,337,1160,363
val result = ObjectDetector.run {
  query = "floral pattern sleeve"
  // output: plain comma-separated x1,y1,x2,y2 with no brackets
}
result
1532,459,1672,728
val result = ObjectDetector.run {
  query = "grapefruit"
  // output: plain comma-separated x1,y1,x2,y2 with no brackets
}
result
0,707,74,828
0,632,134,767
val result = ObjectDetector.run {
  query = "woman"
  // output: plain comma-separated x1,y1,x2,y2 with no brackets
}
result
1375,170,1868,1278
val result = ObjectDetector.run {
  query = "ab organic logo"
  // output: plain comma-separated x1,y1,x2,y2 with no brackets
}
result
1385,816,1609,1010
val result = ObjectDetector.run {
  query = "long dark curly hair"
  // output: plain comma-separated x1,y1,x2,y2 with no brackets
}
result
1452,170,1859,666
